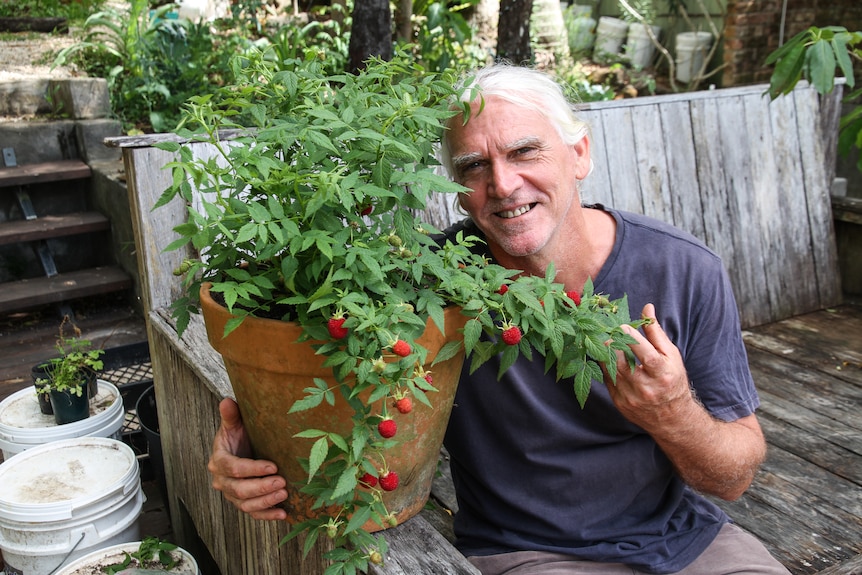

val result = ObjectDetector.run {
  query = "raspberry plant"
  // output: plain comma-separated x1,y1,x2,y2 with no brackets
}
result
156,48,645,574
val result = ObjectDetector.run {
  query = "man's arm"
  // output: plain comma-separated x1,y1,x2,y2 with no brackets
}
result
606,304,766,501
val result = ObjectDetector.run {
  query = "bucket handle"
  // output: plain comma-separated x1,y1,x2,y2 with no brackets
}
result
46,531,86,575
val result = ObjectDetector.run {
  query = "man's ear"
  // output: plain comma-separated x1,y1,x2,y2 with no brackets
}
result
573,135,591,180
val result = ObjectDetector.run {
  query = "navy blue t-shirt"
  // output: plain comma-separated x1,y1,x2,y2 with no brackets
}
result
442,207,759,574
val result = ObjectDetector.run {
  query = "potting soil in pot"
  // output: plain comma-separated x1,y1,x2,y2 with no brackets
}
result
0,381,125,460
52,541,199,575
0,437,143,575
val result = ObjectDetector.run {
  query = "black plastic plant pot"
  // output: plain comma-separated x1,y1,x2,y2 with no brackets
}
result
85,368,98,399
49,389,90,424
31,363,54,415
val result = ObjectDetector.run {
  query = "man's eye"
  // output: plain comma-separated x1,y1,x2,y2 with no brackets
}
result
515,147,536,156
458,162,483,177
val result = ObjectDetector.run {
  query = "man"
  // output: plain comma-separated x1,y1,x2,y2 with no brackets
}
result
208,64,790,574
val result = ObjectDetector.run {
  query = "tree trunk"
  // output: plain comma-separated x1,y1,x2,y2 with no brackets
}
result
531,0,569,68
348,0,393,73
469,0,500,57
395,0,413,43
497,0,533,64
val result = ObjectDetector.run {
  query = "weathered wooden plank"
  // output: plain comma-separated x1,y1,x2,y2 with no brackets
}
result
832,195,862,225
659,100,705,239
0,159,90,187
0,266,131,313
758,408,862,485
747,470,862,556
768,91,824,318
793,86,843,309
694,94,766,326
123,146,190,315
0,211,109,245
689,96,736,272
749,350,862,436
744,91,800,317
760,442,862,519
576,108,613,206
815,553,862,575
631,102,674,223
716,486,846,574
595,106,644,213
755,386,862,459
370,513,480,575
743,307,862,388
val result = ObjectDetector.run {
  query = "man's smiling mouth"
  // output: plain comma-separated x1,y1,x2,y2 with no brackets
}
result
496,203,536,219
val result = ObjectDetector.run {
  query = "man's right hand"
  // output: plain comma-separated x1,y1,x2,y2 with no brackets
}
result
207,398,289,520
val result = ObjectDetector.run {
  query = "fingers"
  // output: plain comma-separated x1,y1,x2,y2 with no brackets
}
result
605,303,689,413
208,397,289,521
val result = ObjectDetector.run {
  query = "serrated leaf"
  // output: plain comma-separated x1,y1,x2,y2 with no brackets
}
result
289,393,325,413
331,466,358,500
433,340,463,365
307,437,329,483
343,504,373,535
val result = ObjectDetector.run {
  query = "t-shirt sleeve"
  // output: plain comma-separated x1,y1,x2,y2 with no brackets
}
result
680,258,760,422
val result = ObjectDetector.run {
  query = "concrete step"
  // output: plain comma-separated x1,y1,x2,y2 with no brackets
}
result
0,266,132,314
0,211,110,245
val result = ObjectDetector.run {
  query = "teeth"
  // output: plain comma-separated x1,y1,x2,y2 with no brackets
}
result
498,204,532,219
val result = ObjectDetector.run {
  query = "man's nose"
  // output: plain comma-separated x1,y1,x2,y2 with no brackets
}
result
489,161,521,198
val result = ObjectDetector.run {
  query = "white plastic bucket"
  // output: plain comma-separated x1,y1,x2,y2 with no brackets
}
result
0,437,143,575
593,16,628,59
626,24,661,69
53,541,199,575
566,11,597,54
0,381,125,460
675,31,713,83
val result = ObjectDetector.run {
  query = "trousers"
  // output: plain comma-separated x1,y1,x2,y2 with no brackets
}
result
467,523,791,575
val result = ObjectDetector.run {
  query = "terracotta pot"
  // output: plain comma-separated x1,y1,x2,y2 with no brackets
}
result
200,283,468,530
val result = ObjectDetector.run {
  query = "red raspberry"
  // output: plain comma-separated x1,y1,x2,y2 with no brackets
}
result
392,339,411,357
566,290,582,306
424,373,433,385
327,316,348,339
379,471,399,491
359,472,378,487
497,284,509,295
378,418,397,438
501,324,522,346
360,204,373,216
395,397,413,414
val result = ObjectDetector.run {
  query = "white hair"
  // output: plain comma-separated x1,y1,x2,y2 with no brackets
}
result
439,64,591,179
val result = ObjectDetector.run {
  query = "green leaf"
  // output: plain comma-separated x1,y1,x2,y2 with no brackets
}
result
331,466,358,499
289,393,325,413
433,340,464,365
832,35,856,88
307,437,329,483
806,38,837,94
767,42,806,99
343,504,373,535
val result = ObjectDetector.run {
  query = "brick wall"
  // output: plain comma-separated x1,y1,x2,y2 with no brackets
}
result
723,0,862,87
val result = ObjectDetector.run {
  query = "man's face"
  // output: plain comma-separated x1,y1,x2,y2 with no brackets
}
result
447,96,590,261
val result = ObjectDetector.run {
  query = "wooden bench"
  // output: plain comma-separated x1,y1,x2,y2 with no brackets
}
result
111,80,851,574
